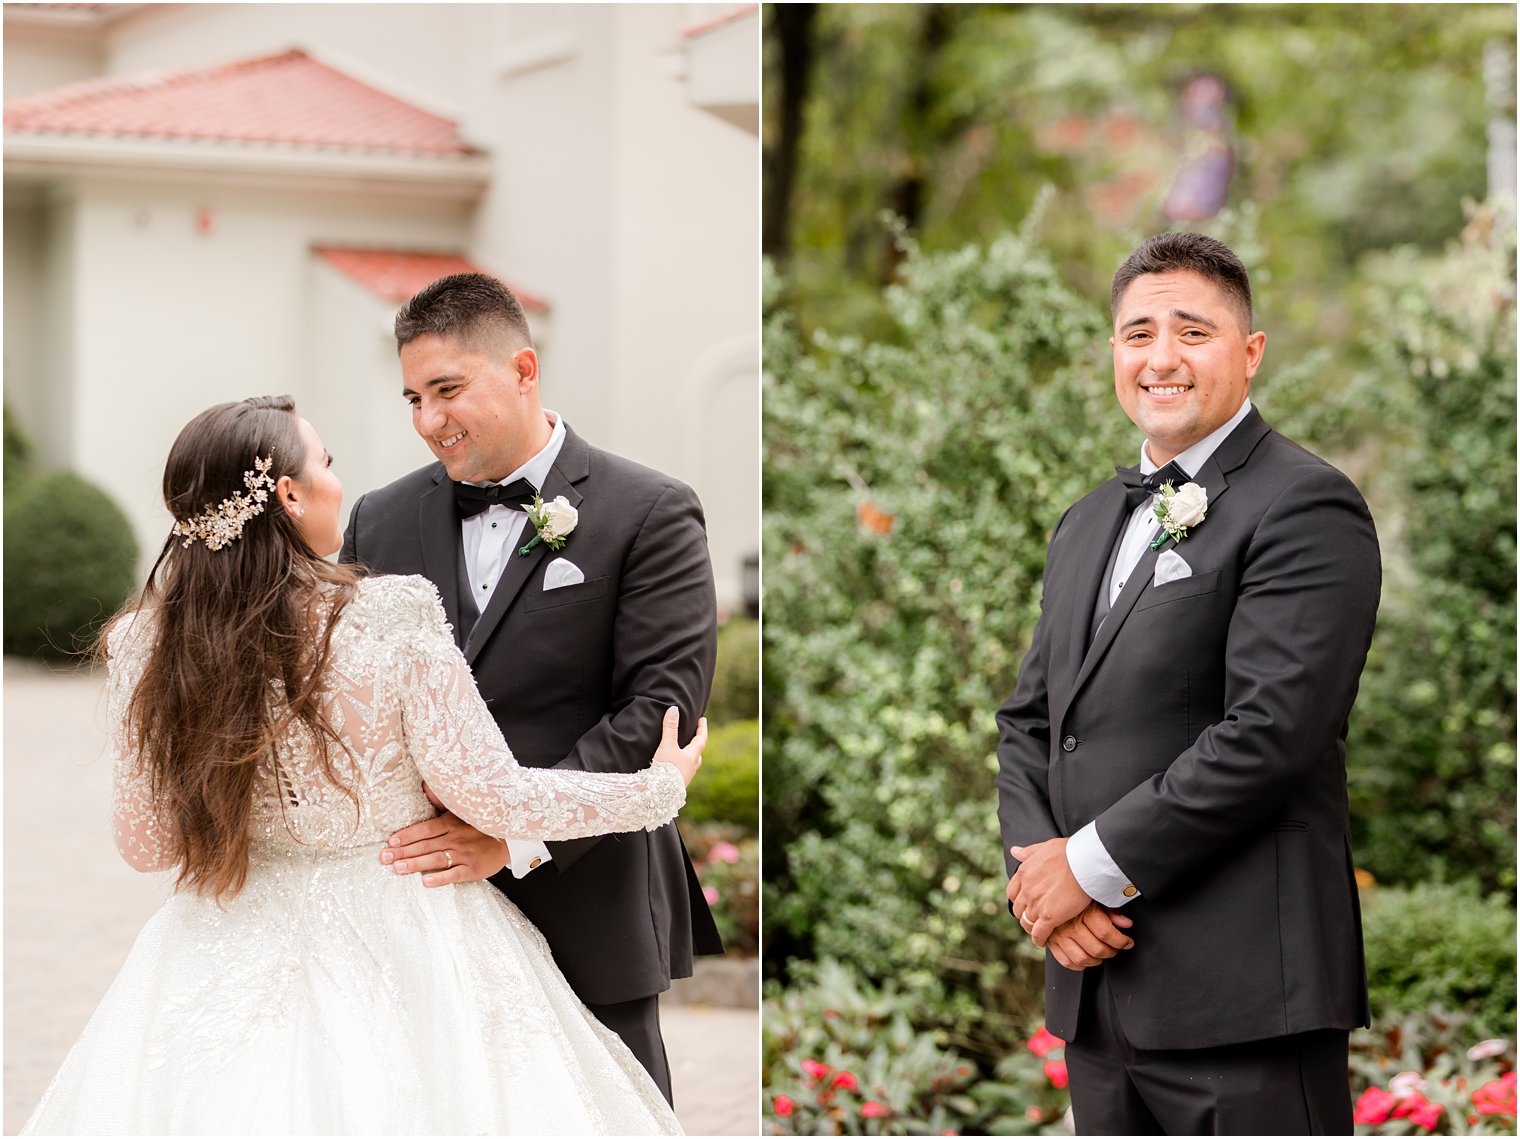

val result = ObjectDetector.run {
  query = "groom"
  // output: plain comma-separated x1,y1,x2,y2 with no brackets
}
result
997,233,1380,1133
341,272,722,1102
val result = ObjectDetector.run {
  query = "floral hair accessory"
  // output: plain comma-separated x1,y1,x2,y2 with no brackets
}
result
172,454,277,551
1150,480,1208,549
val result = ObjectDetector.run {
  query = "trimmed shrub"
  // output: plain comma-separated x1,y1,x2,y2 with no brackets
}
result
4,471,139,660
711,617,760,723
684,719,759,835
1360,882,1517,1038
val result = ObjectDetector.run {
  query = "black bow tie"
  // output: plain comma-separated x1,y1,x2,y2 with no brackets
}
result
453,478,538,519
1116,461,1190,511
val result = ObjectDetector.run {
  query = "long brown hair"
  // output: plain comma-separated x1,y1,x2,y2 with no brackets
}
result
112,396,363,901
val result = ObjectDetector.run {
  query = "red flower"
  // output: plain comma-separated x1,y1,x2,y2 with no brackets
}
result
1043,1059,1069,1089
1407,1099,1443,1131
800,1059,831,1081
860,1101,890,1118
1474,1073,1519,1116
773,1095,794,1117
1354,1087,1397,1125
1027,1025,1065,1058
832,1071,858,1091
1025,1106,1045,1122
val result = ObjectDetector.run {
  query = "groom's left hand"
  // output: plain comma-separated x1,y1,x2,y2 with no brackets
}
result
382,783,509,886
1008,838,1092,948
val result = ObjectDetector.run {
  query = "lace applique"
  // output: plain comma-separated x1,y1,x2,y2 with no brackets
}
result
106,575,686,870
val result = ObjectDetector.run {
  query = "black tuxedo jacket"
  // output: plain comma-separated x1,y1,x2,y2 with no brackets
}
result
341,425,723,1005
996,408,1380,1050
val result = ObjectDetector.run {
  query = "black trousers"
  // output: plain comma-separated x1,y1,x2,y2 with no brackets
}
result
585,994,673,1105
1065,971,1352,1135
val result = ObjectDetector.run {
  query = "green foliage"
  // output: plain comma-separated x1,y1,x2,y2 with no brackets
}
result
4,470,139,660
763,960,1070,1136
1360,883,1517,1039
684,719,759,836
763,212,1118,1056
687,825,759,957
1342,218,1517,894
711,617,760,723
769,5,1509,348
4,400,33,488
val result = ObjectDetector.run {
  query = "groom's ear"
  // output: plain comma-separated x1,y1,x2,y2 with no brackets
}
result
510,346,540,392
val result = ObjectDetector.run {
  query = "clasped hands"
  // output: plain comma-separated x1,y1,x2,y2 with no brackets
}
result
1008,837,1135,971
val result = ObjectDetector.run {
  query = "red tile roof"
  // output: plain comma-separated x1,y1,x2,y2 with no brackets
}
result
313,247,548,312
682,4,758,39
4,49,480,157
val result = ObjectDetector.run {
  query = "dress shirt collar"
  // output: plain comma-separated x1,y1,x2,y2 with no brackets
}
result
1138,398,1253,478
464,410,566,491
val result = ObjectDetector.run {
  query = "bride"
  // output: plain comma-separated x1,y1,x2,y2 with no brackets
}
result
23,396,704,1135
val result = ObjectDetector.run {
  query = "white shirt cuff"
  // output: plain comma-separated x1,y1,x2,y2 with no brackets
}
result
504,838,552,879
1066,822,1140,907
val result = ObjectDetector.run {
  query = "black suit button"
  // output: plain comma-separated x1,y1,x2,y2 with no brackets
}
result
1062,735,1078,752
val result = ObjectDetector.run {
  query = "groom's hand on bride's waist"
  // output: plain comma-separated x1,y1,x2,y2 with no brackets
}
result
381,784,509,887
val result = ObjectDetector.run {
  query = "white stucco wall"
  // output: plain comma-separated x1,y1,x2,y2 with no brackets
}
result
54,177,472,562
4,2,758,607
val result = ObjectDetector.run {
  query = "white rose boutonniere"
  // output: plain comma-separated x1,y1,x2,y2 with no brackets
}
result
1150,481,1208,549
519,494,578,556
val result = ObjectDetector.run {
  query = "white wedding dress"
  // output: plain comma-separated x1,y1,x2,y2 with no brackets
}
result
23,575,684,1135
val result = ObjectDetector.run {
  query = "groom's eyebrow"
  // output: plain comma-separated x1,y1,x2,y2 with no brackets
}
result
400,374,467,398
1118,309,1220,333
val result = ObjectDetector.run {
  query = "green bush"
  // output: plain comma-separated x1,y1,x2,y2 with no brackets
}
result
688,825,760,956
1338,219,1517,895
4,400,33,489
763,960,1070,1135
4,470,139,660
763,209,1124,1056
685,719,759,835
711,617,760,723
1360,883,1517,1039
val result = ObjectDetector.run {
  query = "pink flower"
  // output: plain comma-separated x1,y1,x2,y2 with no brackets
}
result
702,885,720,905
1474,1073,1518,1116
710,841,742,864
1043,1059,1069,1089
1407,1099,1443,1130
1390,1071,1426,1097
773,1094,794,1117
1353,1087,1396,1125
860,1101,889,1118
800,1059,831,1081
1468,1039,1510,1062
1026,1025,1066,1058
832,1071,858,1091
1025,1105,1045,1122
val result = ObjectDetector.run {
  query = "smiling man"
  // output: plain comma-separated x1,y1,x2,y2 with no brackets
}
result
340,273,722,1103
996,233,1381,1133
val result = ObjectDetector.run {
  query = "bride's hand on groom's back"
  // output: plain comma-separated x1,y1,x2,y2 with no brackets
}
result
654,706,707,787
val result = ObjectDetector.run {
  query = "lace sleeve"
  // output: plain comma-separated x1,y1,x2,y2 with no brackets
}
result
106,612,177,872
385,578,687,840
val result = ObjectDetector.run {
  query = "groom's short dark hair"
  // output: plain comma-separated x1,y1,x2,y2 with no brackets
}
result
1111,233,1253,332
393,273,534,357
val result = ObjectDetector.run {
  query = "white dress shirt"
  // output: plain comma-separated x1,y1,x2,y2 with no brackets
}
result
460,411,566,878
1066,399,1254,907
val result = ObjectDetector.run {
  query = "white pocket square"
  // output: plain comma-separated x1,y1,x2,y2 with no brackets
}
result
542,558,585,591
1153,550,1192,588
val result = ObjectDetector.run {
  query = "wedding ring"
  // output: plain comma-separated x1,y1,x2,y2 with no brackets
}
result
444,850,454,869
